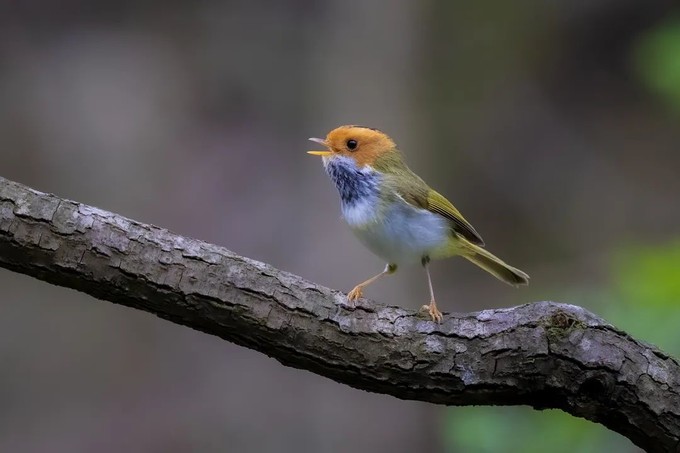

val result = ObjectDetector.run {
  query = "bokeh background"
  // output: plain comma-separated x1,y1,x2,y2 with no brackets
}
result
1,1,679,452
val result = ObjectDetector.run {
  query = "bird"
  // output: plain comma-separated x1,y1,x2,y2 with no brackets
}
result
307,125,529,322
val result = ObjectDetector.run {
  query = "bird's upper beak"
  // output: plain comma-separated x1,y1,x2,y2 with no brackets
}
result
307,138,333,156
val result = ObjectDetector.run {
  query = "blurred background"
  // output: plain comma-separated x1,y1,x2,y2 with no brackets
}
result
0,0,679,452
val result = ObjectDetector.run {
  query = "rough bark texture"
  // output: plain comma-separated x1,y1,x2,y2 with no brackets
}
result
0,176,678,452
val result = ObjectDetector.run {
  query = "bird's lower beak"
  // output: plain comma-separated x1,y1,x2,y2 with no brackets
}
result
307,137,332,156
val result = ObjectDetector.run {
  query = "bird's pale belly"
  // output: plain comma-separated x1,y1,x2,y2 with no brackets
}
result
344,199,451,265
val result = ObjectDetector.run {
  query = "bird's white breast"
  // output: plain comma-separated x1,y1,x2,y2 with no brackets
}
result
323,155,449,265
350,196,450,265
341,197,379,226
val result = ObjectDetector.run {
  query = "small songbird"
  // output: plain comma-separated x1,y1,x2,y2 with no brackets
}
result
308,125,529,322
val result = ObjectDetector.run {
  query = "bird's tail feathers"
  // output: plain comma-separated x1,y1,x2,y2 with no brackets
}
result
461,241,529,287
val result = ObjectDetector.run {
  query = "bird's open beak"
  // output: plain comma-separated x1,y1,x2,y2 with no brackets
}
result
307,138,332,156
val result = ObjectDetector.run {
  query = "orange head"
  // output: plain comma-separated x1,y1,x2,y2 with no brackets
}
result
308,125,397,168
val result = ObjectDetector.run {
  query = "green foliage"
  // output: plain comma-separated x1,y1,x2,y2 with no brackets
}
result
603,241,680,356
634,17,680,111
445,407,632,453
444,240,680,452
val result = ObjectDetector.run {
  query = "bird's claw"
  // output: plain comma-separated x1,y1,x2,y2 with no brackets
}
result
346,285,363,307
420,303,443,323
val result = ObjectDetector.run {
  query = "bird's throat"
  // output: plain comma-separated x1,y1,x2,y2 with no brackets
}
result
324,156,380,210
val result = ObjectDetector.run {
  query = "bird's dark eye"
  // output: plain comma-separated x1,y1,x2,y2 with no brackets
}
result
347,139,358,150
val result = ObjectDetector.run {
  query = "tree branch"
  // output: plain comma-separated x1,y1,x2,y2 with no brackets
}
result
0,176,678,452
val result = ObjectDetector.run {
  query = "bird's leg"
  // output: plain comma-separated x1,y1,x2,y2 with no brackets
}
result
347,263,397,306
420,257,443,323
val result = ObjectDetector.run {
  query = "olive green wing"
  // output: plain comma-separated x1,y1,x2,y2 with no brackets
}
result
425,189,484,246
390,171,485,246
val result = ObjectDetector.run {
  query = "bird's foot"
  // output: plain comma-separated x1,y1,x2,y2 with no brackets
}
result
346,285,363,307
420,302,443,323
